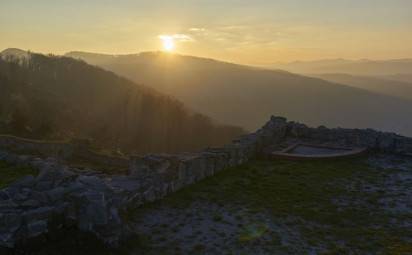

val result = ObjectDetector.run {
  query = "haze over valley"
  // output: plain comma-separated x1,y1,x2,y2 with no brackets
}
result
271,58,412,77
66,50,412,136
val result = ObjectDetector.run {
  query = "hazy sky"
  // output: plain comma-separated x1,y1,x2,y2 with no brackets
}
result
1,0,412,65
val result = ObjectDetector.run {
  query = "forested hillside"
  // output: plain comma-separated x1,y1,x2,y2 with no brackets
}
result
0,52,244,153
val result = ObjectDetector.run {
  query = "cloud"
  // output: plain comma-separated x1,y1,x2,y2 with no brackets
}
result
184,24,337,51
158,34,193,42
189,27,206,32
185,25,280,49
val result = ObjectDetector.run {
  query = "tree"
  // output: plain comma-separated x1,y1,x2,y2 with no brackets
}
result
9,107,29,135
34,118,54,137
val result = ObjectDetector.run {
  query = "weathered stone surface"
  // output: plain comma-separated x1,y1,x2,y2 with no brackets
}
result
0,191,9,201
77,176,108,192
0,200,19,212
46,187,67,202
0,213,22,234
0,213,22,247
142,187,156,202
26,220,48,238
109,176,141,192
23,207,54,222
19,199,41,209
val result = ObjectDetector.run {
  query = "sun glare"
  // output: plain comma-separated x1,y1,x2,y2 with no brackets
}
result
160,36,175,52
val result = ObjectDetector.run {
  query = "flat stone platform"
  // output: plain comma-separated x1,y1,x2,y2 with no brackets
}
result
271,143,367,160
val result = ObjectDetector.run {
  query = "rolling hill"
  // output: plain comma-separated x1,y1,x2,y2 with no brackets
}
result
381,73,412,84
311,73,412,101
0,48,29,60
66,51,412,136
0,49,244,154
270,59,412,76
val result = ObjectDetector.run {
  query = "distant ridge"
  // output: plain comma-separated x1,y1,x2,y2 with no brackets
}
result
66,50,412,137
0,48,29,59
312,73,412,101
270,58,412,75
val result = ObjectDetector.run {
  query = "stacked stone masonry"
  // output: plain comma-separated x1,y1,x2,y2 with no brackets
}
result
1,116,412,249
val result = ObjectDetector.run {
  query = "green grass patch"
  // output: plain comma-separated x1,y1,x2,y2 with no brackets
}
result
0,160,38,188
140,157,412,253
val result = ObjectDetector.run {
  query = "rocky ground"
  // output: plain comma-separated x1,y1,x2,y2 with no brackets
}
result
2,154,412,254
127,154,412,254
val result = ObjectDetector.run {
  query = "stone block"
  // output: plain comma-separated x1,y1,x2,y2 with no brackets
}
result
46,187,68,202
26,220,48,238
23,207,54,222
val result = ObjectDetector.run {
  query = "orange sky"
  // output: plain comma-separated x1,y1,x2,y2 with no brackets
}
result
1,0,412,65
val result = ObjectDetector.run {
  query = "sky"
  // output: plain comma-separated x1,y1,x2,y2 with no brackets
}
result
1,0,412,65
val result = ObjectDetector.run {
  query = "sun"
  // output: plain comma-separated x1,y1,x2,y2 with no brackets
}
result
160,36,175,52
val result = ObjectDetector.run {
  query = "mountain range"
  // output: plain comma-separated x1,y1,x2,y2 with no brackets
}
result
311,73,412,101
66,51,412,136
270,58,412,77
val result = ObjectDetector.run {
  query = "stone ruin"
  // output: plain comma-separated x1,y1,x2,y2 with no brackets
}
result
1,116,412,249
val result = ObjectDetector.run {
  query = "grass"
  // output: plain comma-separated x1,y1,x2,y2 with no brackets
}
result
152,158,366,210
139,157,412,254
0,160,38,188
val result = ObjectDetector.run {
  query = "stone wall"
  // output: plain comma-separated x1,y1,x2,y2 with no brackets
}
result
1,116,412,249
124,117,289,206
0,151,125,248
126,116,412,208
281,119,412,155
0,117,289,249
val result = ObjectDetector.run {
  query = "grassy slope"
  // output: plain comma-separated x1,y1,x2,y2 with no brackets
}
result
134,158,412,254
